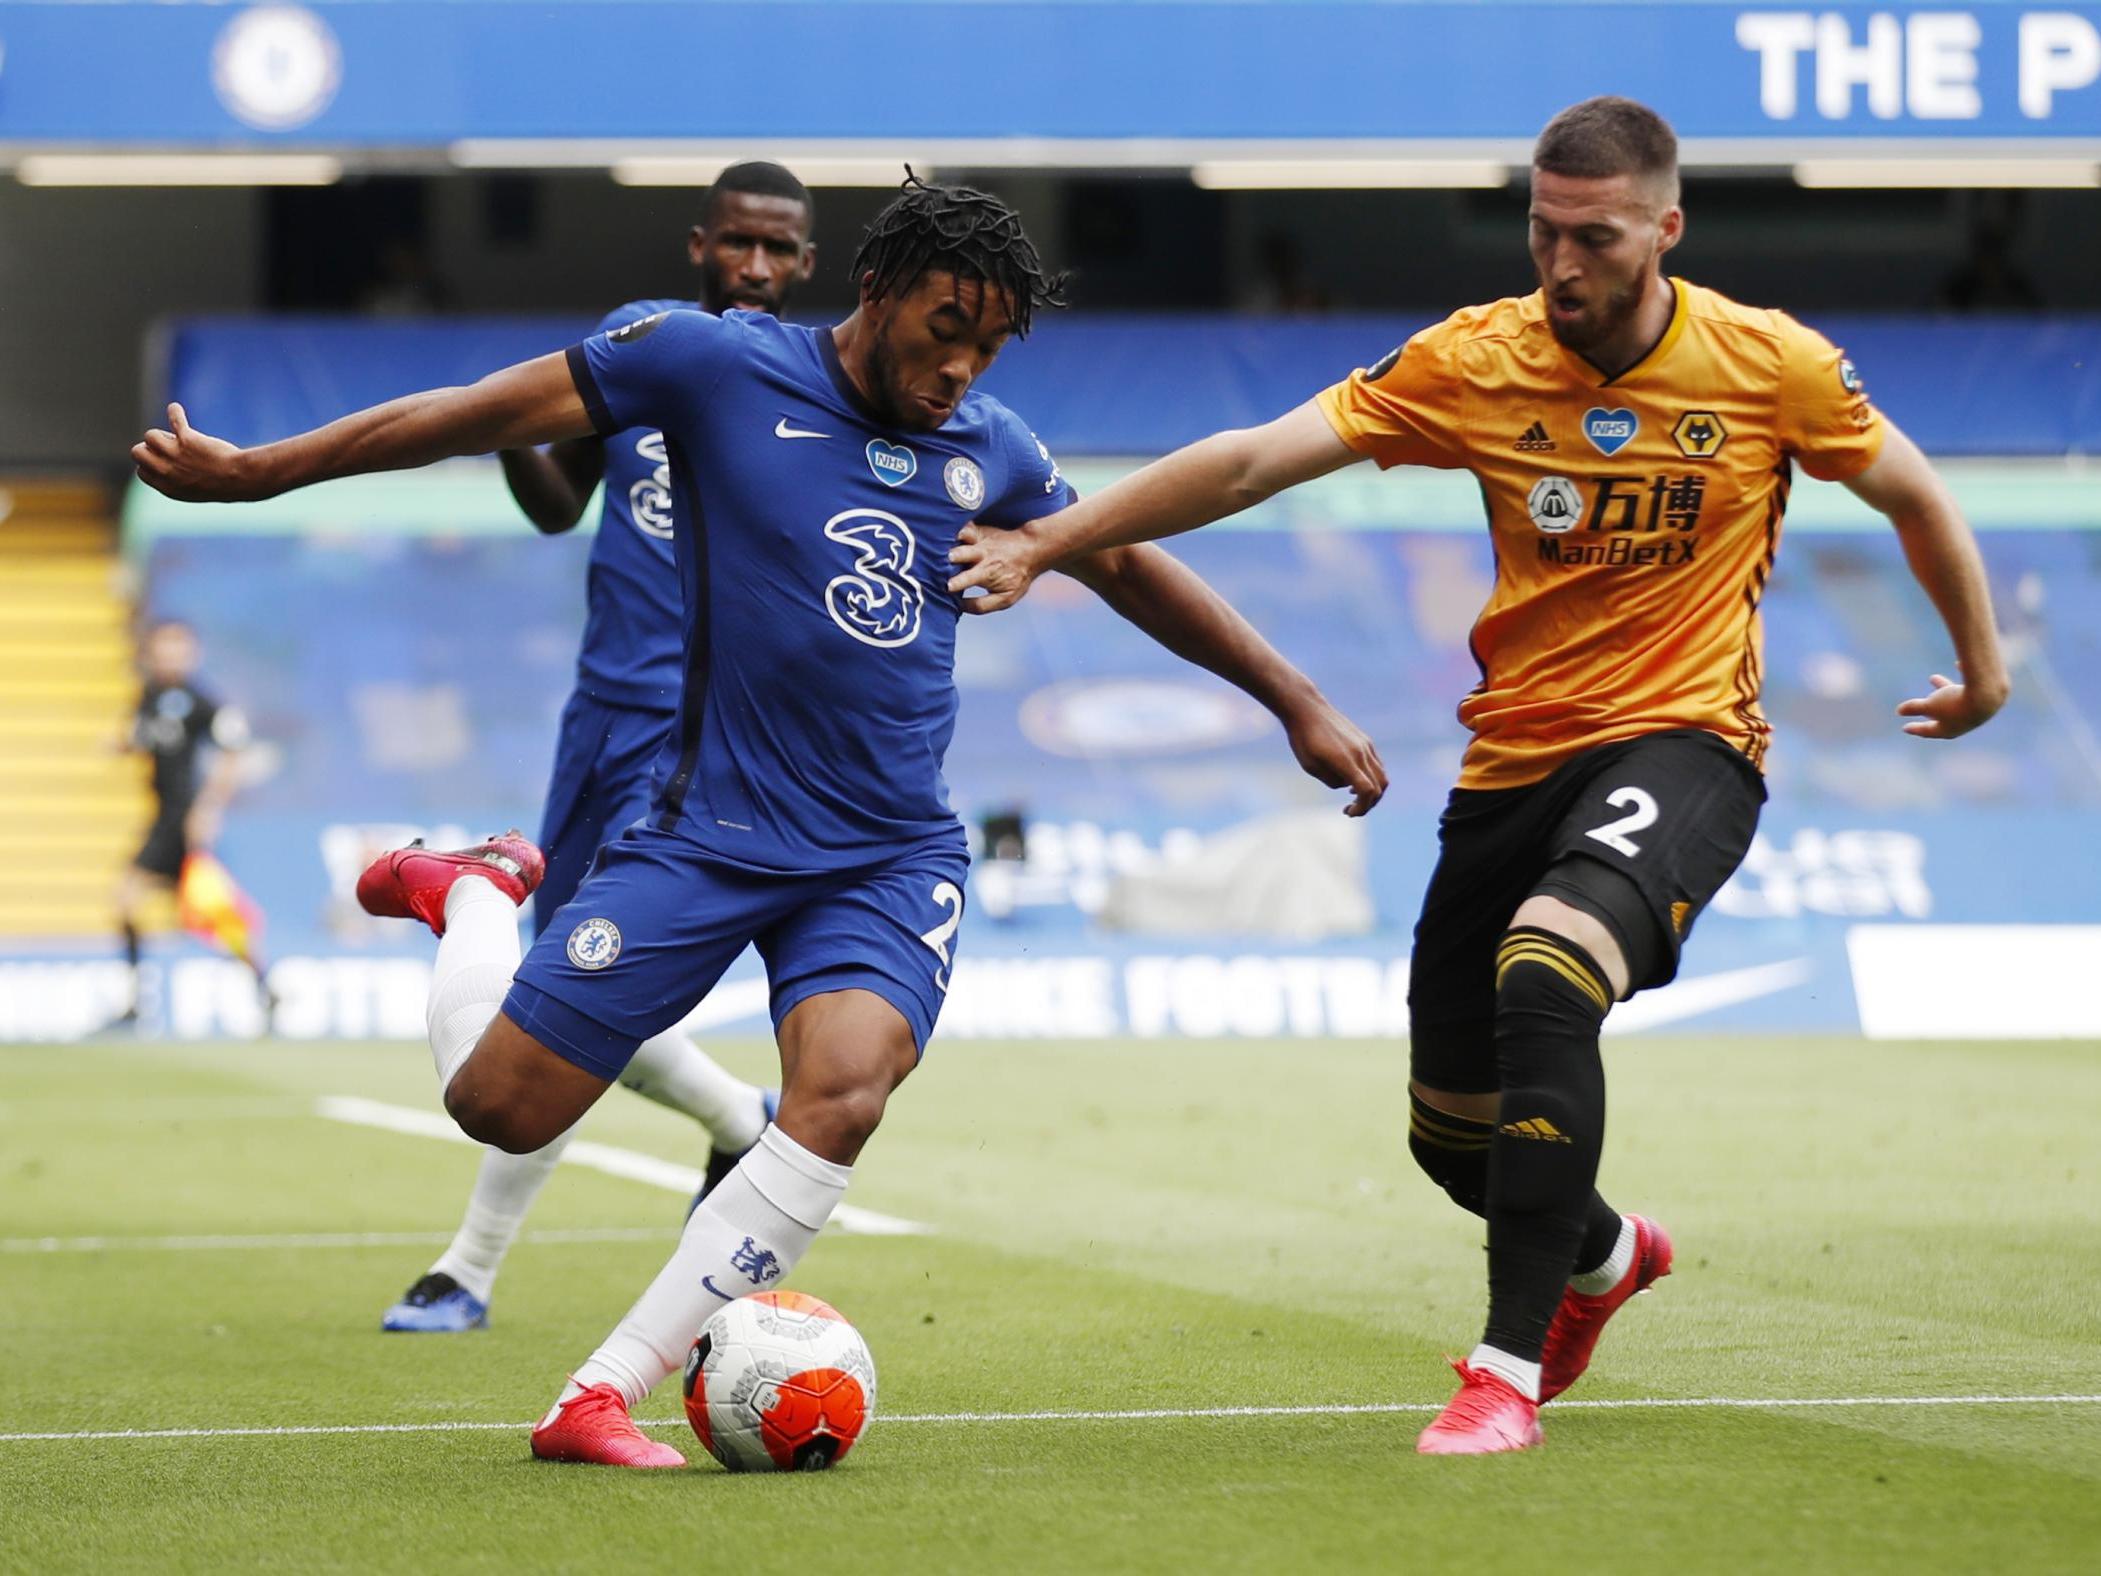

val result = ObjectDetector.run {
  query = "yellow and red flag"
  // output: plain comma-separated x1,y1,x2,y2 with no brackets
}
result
177,852,265,964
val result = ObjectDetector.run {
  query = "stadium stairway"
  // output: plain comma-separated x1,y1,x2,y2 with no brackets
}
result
0,480,152,940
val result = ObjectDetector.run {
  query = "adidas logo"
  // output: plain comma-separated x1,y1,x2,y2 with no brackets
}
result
1514,421,1555,452
1499,1116,1573,1143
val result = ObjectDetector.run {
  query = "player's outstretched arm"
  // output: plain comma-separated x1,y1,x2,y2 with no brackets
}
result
948,400,1359,613
132,353,595,504
1059,543,1388,816
1843,421,2010,740
500,437,607,534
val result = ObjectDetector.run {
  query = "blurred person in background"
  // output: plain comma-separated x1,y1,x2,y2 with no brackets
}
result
378,161,818,1337
949,95,2008,1456
109,618,269,1028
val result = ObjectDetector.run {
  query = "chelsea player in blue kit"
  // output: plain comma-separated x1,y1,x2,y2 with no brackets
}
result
380,164,816,1336
134,174,1388,1467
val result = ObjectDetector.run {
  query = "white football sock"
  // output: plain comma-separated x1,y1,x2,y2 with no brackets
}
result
1568,1215,1637,1297
565,1126,850,1407
1468,1344,1543,1402
617,1029,770,1152
428,1131,574,1305
425,876,522,1091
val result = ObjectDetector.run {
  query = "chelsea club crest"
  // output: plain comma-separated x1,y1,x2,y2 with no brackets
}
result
567,917,622,971
943,456,986,511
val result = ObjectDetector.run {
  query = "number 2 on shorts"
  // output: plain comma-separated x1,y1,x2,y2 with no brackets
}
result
918,881,964,993
1585,787,1659,858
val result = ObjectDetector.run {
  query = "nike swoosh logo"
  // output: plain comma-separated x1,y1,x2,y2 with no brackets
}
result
1601,958,1813,1035
702,1275,734,1301
774,418,831,440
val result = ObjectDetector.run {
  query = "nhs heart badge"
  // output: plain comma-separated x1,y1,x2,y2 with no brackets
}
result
1583,408,1639,457
866,440,917,488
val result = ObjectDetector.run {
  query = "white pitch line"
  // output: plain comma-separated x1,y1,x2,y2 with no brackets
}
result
313,1095,930,1238
875,1394,2101,1422
0,1096,316,1123
5,1395,2098,1444
0,1226,681,1256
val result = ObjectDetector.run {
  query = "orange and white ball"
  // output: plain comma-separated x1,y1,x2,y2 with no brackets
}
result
682,1291,876,1472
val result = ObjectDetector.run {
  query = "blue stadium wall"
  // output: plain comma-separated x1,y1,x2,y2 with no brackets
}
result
7,314,2098,1042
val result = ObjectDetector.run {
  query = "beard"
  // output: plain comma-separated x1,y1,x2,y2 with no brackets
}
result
1546,275,1645,353
697,257,778,316
865,324,940,431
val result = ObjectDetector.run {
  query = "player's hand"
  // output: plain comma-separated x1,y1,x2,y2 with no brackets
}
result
947,522,1046,613
1281,695,1389,816
1896,671,2007,740
132,404,260,503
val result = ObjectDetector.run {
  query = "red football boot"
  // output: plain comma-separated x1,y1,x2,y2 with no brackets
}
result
354,831,545,937
531,1382,686,1469
1416,1359,1543,1455
1540,1213,1673,1402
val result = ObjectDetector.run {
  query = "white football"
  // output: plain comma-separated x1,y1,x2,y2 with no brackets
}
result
682,1291,877,1472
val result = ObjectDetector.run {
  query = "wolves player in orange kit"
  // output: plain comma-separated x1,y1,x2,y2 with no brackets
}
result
949,97,2009,1454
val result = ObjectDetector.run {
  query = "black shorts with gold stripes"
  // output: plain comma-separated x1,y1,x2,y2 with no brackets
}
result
1406,727,1765,1094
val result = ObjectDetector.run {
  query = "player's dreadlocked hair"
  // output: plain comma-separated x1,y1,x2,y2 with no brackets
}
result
850,169,1068,337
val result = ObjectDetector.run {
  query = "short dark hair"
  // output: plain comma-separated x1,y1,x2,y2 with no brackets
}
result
701,161,814,226
1533,96,1679,195
849,169,1068,338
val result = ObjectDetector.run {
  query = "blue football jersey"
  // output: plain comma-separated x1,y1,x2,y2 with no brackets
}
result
571,298,689,711
567,309,1074,871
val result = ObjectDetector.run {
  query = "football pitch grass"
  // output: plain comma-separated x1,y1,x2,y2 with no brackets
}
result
3,1034,2096,1573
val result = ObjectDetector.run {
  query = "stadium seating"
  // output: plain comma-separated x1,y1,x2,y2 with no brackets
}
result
0,482,152,938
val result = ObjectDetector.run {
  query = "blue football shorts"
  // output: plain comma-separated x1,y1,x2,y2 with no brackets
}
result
505,821,969,1081
531,693,674,938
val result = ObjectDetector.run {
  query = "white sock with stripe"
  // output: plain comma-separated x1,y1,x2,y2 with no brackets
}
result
563,1126,850,1407
425,876,521,1091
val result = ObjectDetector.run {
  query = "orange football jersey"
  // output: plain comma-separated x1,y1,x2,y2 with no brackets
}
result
1316,278,1884,790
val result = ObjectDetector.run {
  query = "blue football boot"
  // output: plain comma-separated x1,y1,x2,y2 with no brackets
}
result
381,1271,489,1333
689,1088,780,1217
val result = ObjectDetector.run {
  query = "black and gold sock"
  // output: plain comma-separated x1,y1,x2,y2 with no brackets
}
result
1411,1088,1624,1267
1482,927,1613,1362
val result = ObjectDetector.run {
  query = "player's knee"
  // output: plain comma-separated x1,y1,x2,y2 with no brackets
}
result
1493,926,1614,1035
443,1075,556,1155
441,1079,504,1147
1406,1091,1490,1216
774,1070,893,1166
455,1102,553,1156
798,1083,890,1155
